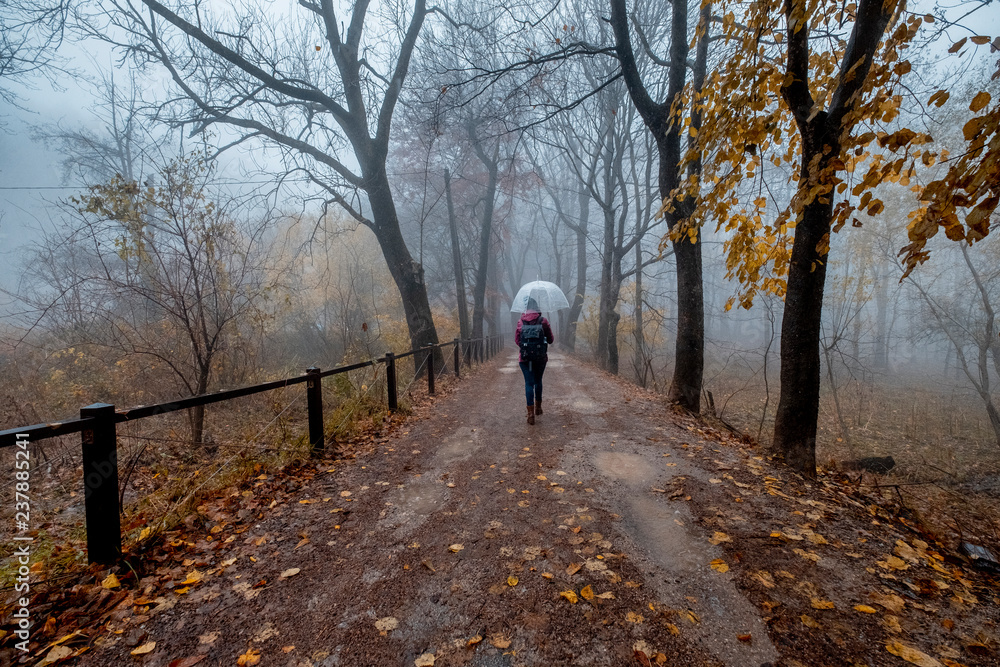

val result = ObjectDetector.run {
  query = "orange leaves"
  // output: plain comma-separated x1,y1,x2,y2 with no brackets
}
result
559,590,579,604
237,648,261,666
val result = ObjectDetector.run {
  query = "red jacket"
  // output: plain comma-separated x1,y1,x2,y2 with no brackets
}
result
514,312,554,362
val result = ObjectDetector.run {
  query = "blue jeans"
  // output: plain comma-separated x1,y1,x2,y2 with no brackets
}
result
519,360,547,406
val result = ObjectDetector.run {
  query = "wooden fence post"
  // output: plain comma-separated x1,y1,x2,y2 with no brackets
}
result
306,367,324,455
426,347,435,395
80,403,121,564
385,352,397,411
453,338,460,378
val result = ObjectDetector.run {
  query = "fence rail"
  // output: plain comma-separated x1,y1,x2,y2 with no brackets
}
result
0,335,505,563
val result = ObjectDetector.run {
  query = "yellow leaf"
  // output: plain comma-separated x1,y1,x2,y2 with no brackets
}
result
448,544,464,553
708,531,731,545
885,641,944,667
666,623,680,635
854,605,878,613
101,573,121,589
560,590,579,603
131,642,156,656
710,559,730,573
467,635,483,647
181,569,204,585
237,648,261,666
970,91,991,113
541,572,554,579
625,612,645,623
279,567,300,579
810,598,835,610
139,527,151,540
580,585,594,601
800,614,821,629
507,576,518,587
414,653,435,667
490,633,511,649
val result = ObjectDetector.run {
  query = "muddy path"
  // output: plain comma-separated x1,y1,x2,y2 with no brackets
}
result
73,351,999,667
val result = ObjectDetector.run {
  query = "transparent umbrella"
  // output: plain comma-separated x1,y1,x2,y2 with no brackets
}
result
510,280,570,313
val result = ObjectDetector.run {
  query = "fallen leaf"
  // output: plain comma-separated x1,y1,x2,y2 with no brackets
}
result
181,570,204,585
708,531,732,545
751,571,775,588
467,635,483,647
280,568,300,579
854,605,878,614
810,598,835,610
885,641,944,667
793,548,821,563
101,573,121,589
683,610,699,624
168,657,207,667
566,562,582,576
737,633,752,643
800,614,821,629
131,642,156,656
198,632,220,645
490,633,511,649
596,591,615,599
414,652,435,666
560,590,579,603
375,617,398,635
237,648,262,666
448,544,464,553
710,559,729,573
666,623,680,635
625,612,645,623
38,646,74,667
507,576,518,587
870,592,906,614
339,491,352,497
541,572,554,579
282,646,295,654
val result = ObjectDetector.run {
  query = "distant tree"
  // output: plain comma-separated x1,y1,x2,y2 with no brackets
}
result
85,0,441,361
23,153,278,443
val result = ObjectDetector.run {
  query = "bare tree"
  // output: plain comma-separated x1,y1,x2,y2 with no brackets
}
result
85,0,441,359
0,0,70,105
21,153,278,443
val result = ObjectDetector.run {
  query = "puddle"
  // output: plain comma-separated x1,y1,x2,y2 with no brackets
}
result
628,495,704,571
434,427,478,465
593,451,657,487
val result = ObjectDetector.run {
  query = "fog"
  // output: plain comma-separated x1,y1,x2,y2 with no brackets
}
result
2,0,1000,478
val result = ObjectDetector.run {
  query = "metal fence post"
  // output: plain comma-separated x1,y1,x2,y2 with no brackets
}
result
306,366,324,455
453,338,460,378
80,403,121,564
427,347,435,395
385,352,398,411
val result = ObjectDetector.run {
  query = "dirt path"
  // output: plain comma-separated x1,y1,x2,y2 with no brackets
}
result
76,351,999,667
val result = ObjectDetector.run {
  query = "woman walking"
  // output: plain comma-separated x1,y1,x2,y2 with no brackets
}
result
515,297,555,425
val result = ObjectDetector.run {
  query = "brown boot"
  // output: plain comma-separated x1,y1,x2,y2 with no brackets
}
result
535,399,543,416
526,405,535,425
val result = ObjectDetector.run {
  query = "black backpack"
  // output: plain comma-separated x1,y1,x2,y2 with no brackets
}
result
519,322,547,362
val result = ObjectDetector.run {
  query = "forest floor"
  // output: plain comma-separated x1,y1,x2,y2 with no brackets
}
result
4,350,999,667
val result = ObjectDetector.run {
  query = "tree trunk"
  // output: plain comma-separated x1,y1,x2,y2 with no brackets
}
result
367,168,440,357
445,168,470,340
633,235,647,387
470,137,498,341
772,194,833,474
563,190,590,352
